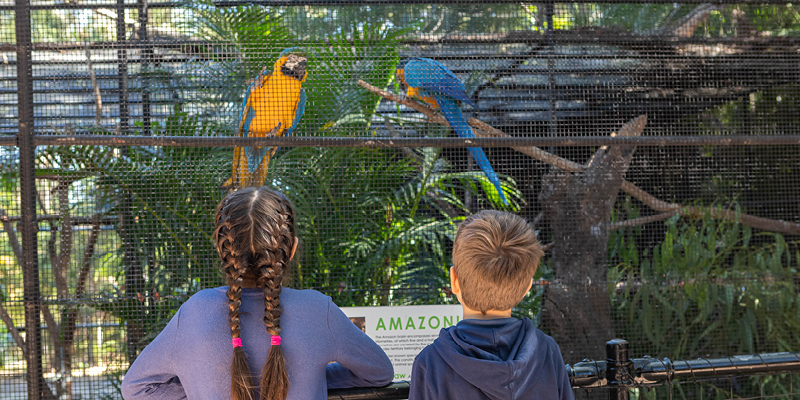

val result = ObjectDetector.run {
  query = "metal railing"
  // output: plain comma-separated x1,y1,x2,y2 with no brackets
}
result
327,339,800,400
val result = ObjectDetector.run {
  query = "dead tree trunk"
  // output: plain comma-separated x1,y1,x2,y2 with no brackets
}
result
539,117,645,363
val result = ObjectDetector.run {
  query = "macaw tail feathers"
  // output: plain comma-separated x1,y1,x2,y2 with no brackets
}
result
437,97,509,205
245,146,272,174
228,146,273,189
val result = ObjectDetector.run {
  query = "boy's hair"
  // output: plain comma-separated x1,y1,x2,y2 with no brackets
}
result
214,187,295,400
452,210,544,314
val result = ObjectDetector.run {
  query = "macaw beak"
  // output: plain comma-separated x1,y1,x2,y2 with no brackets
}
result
282,55,308,81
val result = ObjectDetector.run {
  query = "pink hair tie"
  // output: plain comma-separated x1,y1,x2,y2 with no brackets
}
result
270,336,281,346
232,338,242,348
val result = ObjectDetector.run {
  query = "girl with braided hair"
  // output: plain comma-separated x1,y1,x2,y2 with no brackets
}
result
122,187,393,400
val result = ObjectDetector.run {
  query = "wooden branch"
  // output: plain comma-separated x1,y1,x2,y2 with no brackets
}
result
360,80,800,236
610,211,679,231
668,3,718,38
471,44,545,102
86,44,103,126
0,207,22,263
0,302,26,356
76,215,102,300
40,305,59,346
0,206,28,355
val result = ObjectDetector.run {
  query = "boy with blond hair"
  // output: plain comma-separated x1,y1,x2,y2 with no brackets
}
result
409,210,573,400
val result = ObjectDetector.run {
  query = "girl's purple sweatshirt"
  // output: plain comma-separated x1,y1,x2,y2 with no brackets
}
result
121,287,394,399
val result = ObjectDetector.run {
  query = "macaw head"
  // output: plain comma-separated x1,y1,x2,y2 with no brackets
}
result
275,47,308,82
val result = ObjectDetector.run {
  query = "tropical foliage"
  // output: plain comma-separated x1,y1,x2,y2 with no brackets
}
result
609,200,800,359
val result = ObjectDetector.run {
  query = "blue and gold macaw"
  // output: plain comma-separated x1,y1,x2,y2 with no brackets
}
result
396,57,508,204
227,48,307,188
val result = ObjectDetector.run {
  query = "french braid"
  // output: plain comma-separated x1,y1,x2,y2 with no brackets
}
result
214,187,295,400
256,197,294,400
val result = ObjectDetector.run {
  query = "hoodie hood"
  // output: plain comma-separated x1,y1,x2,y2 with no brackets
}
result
433,318,543,400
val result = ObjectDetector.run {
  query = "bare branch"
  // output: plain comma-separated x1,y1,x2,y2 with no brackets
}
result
86,44,103,126
666,3,719,38
76,216,102,299
0,207,27,355
0,207,22,263
470,45,544,102
0,302,25,356
610,211,679,231
40,304,59,346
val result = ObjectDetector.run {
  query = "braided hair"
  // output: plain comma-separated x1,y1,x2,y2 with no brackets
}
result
214,187,295,400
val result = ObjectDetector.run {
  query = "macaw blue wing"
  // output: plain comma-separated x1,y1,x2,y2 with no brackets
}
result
240,78,275,174
404,57,476,108
239,82,256,135
436,95,508,205
246,146,272,174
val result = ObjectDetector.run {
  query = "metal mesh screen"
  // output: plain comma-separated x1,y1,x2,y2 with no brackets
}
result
2,1,800,399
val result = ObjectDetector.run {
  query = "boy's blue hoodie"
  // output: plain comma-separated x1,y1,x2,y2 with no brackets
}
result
409,317,573,400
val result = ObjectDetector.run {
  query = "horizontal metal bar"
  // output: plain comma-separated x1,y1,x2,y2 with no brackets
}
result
328,382,410,400
327,352,800,399
215,0,793,6
0,2,180,10
3,35,797,55
0,0,790,9
13,322,124,332
642,353,800,382
0,134,799,148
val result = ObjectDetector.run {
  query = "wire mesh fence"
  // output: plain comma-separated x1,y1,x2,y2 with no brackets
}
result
2,0,800,399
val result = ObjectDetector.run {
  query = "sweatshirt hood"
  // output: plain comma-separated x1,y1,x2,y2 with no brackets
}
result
433,317,543,400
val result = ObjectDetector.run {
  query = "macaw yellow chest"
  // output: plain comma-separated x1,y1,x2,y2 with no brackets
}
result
248,74,302,136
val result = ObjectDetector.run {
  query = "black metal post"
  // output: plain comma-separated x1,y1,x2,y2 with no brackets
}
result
138,0,151,135
116,0,144,364
15,0,43,399
606,339,632,400
117,0,130,135
545,1,556,153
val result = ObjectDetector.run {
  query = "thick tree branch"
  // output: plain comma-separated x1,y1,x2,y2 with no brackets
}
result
0,207,23,269
86,44,103,126
610,211,679,231
470,45,544,103
40,305,59,347
360,81,800,236
0,206,27,355
0,302,26,356
76,215,102,299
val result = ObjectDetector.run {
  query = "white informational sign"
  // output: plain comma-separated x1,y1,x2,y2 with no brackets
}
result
341,305,463,381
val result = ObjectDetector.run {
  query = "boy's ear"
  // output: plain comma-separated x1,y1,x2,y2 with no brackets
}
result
450,266,461,294
526,278,533,294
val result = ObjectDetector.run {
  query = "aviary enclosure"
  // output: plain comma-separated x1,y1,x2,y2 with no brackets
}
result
1,0,799,399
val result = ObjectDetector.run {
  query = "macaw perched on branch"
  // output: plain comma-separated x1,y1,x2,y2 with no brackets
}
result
226,48,308,189
396,57,508,205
